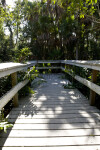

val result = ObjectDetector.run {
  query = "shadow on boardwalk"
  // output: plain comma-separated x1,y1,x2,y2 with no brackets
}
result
0,73,100,148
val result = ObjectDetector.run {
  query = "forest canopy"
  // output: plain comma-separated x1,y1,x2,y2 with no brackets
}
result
0,0,100,62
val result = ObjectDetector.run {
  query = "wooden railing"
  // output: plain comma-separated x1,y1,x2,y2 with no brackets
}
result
36,60,61,70
61,60,100,106
36,60,100,106
0,60,100,111
0,61,37,110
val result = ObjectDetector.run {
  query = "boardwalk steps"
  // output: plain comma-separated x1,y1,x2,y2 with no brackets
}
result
0,74,100,150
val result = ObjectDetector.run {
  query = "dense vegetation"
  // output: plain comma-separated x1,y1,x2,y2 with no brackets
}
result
0,0,100,122
0,0,100,61
0,0,100,133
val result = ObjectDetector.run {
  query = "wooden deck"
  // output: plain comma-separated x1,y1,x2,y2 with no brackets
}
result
0,74,100,150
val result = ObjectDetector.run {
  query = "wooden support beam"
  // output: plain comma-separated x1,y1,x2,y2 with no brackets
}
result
89,70,98,106
36,67,60,70
11,72,18,107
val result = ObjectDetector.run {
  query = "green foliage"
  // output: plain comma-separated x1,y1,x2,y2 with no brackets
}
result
0,0,100,61
0,111,13,132
24,66,38,82
0,76,11,97
7,64,37,98
43,71,46,74
15,47,32,63
63,83,75,89
28,87,35,94
63,66,91,98
17,66,38,97
18,85,35,97
47,63,51,67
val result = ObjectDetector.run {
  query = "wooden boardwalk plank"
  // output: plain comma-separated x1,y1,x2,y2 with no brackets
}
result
3,123,100,130
7,118,100,124
1,129,100,137
1,74,100,149
12,105,100,110
8,112,99,118
1,146,100,150
11,108,100,115
1,137,100,146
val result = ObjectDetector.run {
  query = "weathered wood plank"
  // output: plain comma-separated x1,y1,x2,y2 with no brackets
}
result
5,122,100,130
8,112,99,119
1,73,100,149
0,137,100,146
18,103,90,107
10,109,100,114
0,62,36,78
7,117,99,123
37,60,61,63
14,104,99,110
1,129,100,137
61,60,100,71
31,98,88,102
11,106,99,111
19,101,89,105
1,146,100,150
36,67,60,69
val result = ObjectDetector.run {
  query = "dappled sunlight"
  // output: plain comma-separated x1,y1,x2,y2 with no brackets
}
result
70,95,78,100
69,100,76,103
68,91,75,94
34,95,48,101
1,73,100,148
58,96,65,101
55,106,63,112
80,112,99,118
60,80,68,84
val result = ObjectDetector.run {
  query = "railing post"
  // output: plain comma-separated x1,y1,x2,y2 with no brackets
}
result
89,70,98,106
11,72,19,107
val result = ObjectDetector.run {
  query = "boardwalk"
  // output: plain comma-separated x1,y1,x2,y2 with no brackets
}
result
0,74,100,150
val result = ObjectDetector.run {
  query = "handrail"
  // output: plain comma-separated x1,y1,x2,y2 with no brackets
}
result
0,61,37,110
61,60,100,106
37,60,61,63
36,67,60,69
61,67,100,95
61,60,100,71
0,61,37,78
36,60,100,106
0,60,100,110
